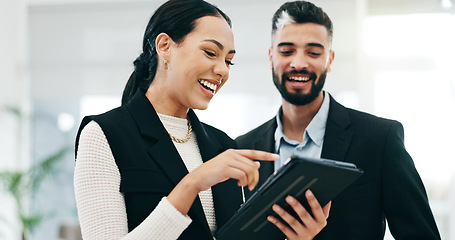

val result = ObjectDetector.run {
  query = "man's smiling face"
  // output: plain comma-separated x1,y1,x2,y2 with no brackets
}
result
269,22,334,106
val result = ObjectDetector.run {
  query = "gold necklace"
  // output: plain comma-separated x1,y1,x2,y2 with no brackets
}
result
168,118,192,143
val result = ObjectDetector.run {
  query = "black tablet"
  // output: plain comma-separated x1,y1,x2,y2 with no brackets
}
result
215,156,363,240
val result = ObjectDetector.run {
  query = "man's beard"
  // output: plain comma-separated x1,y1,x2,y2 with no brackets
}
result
272,68,327,106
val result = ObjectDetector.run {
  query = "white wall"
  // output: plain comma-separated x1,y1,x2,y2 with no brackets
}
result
0,0,30,239
1,0,454,239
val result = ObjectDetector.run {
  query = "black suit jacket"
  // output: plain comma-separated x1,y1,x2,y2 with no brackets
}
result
236,94,440,240
75,91,242,240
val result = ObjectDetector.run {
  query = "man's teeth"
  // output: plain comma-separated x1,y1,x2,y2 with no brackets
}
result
289,76,310,82
199,79,217,92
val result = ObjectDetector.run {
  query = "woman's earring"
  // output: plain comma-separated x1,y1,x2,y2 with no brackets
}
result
164,59,168,70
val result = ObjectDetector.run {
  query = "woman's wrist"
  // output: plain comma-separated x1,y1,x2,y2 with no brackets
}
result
167,174,201,215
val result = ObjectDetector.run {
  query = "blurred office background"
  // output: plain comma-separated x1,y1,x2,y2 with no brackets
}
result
1,0,454,239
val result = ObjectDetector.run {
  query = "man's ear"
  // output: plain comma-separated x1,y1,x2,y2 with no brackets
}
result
155,33,172,59
327,50,335,72
268,47,273,69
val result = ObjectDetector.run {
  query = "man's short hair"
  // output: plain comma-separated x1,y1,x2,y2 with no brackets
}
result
271,1,333,42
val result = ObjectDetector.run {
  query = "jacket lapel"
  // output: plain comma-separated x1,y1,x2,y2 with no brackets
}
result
321,95,353,161
188,110,243,228
188,110,221,163
126,91,189,186
244,118,277,199
126,92,211,235
253,117,277,180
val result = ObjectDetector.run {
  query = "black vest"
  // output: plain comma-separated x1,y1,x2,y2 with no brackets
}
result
75,91,242,239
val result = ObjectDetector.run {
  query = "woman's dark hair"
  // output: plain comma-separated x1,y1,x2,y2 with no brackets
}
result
121,0,231,105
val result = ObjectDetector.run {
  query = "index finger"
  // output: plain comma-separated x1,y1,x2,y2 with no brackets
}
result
235,149,279,161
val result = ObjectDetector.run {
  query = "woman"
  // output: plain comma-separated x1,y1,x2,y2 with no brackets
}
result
74,0,328,239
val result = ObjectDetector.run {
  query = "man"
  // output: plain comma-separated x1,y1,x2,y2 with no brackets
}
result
236,1,441,239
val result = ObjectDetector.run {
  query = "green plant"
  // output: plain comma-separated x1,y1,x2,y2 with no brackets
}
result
0,105,71,240
0,147,71,240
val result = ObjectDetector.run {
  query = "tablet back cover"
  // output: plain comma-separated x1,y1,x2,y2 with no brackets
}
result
215,156,363,240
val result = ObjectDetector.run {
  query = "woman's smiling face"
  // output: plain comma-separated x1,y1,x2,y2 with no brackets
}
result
164,15,235,112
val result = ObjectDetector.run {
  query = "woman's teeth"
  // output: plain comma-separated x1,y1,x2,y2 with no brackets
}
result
198,79,217,92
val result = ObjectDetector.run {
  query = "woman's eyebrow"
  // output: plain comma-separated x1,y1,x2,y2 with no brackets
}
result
203,39,236,54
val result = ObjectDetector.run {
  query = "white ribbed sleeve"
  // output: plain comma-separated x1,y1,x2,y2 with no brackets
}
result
74,121,192,240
